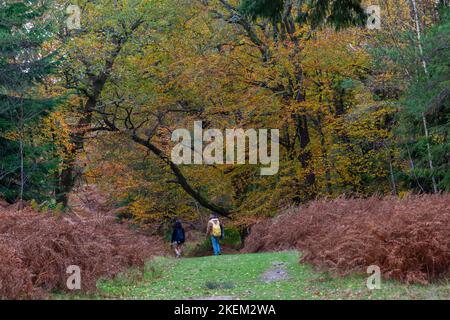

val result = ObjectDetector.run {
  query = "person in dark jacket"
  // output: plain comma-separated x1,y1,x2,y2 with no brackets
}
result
171,220,185,258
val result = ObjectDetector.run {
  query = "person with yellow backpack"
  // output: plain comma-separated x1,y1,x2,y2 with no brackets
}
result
206,214,224,256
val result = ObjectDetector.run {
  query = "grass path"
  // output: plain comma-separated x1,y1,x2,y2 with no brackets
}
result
63,251,449,300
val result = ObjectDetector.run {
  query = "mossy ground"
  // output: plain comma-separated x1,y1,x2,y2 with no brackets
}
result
55,251,450,300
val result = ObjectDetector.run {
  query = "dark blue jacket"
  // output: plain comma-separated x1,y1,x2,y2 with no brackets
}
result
171,221,185,244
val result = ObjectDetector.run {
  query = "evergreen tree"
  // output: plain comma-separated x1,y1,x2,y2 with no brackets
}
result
239,0,366,29
0,0,60,203
398,6,450,192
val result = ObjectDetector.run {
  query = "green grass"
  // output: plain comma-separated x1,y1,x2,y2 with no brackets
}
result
57,251,450,300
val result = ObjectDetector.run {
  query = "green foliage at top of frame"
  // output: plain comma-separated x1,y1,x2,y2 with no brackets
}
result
239,0,366,30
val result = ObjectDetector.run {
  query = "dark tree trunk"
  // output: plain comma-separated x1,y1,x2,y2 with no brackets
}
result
57,21,142,205
131,134,232,217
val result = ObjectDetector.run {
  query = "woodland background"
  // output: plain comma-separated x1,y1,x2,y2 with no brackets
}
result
0,0,449,299
1,0,448,227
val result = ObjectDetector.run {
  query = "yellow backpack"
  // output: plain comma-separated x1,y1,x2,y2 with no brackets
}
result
211,219,221,237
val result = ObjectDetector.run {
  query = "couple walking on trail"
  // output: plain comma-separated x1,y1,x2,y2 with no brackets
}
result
171,214,224,257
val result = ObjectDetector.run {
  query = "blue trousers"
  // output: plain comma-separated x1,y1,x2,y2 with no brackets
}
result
211,236,221,255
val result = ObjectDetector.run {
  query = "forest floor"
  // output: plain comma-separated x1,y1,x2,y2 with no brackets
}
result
55,251,450,300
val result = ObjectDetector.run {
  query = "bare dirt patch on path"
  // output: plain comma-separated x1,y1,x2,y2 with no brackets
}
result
261,261,290,283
